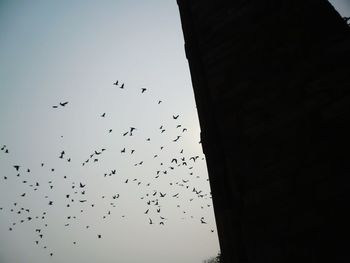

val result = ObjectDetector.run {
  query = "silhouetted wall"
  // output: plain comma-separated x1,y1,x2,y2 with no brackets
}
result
177,1,350,262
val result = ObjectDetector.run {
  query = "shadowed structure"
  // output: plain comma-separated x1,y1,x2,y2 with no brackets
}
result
177,1,350,262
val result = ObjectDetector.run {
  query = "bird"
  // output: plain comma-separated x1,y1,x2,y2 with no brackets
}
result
130,127,136,134
149,218,153,224
144,209,149,214
190,156,199,162
173,136,181,142
113,80,118,86
173,115,179,119
108,129,113,133
101,113,106,117
79,183,85,188
141,88,147,93
121,148,126,153
98,234,102,239
52,105,58,108
120,83,124,89
59,101,69,107
158,100,162,104
13,165,20,171
200,217,207,224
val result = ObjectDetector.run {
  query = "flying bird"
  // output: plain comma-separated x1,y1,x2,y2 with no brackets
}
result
113,80,118,86
173,136,181,142
173,115,179,119
59,101,69,107
141,88,147,93
130,127,136,134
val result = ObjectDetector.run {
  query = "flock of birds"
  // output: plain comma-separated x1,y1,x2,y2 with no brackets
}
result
0,80,215,259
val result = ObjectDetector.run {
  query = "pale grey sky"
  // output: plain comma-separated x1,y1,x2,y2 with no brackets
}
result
328,0,350,17
0,1,219,263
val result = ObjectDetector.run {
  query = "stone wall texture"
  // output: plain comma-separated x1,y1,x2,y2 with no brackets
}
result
177,1,350,262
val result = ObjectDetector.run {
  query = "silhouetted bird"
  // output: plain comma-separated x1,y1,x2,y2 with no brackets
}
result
173,115,179,119
173,136,181,142
141,88,147,93
13,165,20,171
60,102,68,107
120,83,124,89
101,113,106,117
113,80,118,86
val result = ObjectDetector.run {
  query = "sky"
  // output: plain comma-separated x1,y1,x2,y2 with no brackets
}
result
328,0,350,17
0,1,220,263
0,1,349,263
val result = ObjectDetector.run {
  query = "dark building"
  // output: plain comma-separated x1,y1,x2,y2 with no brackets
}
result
177,1,350,262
